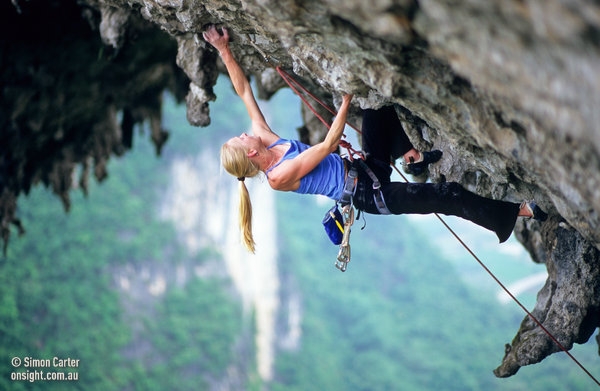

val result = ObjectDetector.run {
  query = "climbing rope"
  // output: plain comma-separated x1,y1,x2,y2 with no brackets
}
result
390,165,600,387
246,36,600,386
276,66,364,159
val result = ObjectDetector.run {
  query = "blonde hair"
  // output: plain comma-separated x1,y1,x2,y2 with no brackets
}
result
221,142,261,253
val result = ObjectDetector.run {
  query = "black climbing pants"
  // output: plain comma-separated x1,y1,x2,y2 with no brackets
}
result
352,106,520,243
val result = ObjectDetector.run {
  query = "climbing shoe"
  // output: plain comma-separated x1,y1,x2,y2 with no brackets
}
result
520,201,548,222
405,150,443,176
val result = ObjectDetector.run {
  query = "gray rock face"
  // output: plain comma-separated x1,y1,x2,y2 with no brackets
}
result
3,0,600,377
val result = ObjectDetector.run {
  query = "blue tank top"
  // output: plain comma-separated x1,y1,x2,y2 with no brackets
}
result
265,139,345,200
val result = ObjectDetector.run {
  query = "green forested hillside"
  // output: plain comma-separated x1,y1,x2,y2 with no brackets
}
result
0,86,246,390
0,149,244,391
1,77,597,390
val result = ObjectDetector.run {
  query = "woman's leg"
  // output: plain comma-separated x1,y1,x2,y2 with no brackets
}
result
356,108,523,241
381,181,520,242
359,106,415,182
361,106,442,177
361,106,414,163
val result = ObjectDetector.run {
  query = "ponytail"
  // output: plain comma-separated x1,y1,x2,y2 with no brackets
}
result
221,142,260,253
237,179,256,253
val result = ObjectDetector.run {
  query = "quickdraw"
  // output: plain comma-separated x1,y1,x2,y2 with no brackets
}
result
335,204,354,272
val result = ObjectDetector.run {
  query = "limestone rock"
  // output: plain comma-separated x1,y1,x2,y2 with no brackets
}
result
2,0,600,377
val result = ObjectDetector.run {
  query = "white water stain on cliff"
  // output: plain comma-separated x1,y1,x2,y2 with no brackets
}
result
160,150,280,382
160,152,228,254
223,178,280,381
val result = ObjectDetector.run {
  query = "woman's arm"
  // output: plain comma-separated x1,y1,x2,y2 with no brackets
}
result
203,26,279,145
268,94,354,191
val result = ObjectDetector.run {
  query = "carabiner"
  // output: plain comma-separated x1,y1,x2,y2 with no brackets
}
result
335,244,350,272
246,34,280,66
335,205,354,272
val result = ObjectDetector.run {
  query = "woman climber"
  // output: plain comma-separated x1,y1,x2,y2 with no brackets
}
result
203,25,547,252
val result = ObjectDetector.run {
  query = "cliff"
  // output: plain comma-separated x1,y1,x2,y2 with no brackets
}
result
2,0,599,377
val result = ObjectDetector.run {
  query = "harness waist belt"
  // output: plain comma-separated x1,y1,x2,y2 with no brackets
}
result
339,159,391,215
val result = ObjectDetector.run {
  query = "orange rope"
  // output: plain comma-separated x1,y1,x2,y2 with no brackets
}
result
275,66,363,159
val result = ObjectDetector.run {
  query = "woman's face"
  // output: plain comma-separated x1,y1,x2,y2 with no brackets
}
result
227,132,262,153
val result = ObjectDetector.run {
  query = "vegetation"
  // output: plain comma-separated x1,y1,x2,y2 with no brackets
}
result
0,81,245,390
0,76,597,390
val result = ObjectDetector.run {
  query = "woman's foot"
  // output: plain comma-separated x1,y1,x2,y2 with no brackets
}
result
519,201,548,222
405,150,443,176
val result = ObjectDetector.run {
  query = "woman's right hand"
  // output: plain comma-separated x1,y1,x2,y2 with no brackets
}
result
202,25,230,53
341,94,354,105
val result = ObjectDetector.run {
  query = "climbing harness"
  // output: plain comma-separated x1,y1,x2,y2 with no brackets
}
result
245,36,600,386
328,150,391,272
339,159,390,213
356,159,391,215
